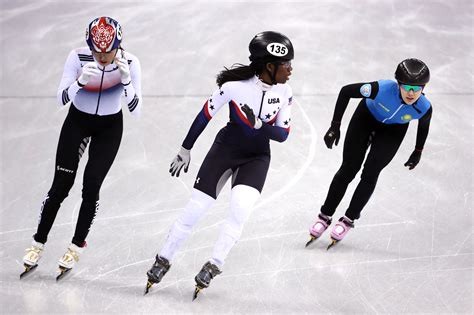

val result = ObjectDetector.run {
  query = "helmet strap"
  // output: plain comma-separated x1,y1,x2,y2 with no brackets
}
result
265,62,279,85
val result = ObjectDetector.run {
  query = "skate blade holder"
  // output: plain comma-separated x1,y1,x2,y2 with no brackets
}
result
305,234,318,247
144,280,155,295
326,238,339,250
56,266,72,281
20,264,38,279
192,285,206,301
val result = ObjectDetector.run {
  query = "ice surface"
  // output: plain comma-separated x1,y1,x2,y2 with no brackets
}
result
1,0,472,313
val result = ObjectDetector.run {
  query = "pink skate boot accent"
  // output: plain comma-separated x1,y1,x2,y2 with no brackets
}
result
309,213,332,238
330,216,354,241
306,213,332,247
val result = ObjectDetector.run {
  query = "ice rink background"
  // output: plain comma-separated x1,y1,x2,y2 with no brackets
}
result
0,0,472,313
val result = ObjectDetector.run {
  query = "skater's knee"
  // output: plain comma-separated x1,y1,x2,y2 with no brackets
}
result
48,185,72,203
229,185,259,224
82,178,102,202
168,220,193,240
178,190,215,227
360,168,380,185
335,162,360,183
229,201,254,226
222,221,243,241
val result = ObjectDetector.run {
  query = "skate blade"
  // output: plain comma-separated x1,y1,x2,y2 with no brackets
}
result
144,281,154,296
56,266,72,281
20,264,38,279
192,285,203,301
305,235,317,247
326,239,338,250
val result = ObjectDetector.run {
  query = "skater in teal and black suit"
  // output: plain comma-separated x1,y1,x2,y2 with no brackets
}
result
306,58,433,249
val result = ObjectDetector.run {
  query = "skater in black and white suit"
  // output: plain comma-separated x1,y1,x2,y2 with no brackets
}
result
145,31,294,297
21,17,142,279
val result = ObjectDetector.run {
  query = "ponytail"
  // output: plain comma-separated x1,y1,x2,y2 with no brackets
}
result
216,62,265,87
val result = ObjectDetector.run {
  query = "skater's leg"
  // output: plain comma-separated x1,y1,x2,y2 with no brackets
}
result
207,154,270,266
211,184,260,266
34,107,87,244
320,103,375,217
145,143,234,292
71,113,123,246
159,142,234,261
159,188,216,261
345,123,408,220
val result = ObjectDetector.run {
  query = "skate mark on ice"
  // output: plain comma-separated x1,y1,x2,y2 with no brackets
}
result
454,232,473,256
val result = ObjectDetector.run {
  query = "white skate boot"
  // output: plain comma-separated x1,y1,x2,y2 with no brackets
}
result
57,243,84,281
20,240,44,278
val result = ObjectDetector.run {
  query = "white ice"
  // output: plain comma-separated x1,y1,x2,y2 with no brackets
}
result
1,0,472,313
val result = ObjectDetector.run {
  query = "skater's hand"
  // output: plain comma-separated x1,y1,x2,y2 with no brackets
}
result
78,62,101,86
324,121,341,149
404,149,422,170
114,57,131,84
170,146,191,177
241,104,262,129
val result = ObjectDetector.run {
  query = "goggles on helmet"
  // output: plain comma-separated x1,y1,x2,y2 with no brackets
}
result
278,60,292,69
400,84,423,92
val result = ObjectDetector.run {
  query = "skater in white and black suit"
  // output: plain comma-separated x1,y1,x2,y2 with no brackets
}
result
145,31,294,298
20,16,142,280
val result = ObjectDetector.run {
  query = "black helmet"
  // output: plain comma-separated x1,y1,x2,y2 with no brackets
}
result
395,58,430,85
249,31,294,63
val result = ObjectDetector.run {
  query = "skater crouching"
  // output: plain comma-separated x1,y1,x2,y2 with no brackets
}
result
306,58,433,249
21,17,142,280
145,31,294,299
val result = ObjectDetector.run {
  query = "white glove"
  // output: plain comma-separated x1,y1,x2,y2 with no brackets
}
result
114,57,131,84
78,62,101,86
169,147,191,177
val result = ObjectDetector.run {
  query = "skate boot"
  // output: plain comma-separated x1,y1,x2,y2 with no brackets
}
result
144,255,171,295
327,216,354,250
306,213,332,247
192,261,222,301
20,240,44,279
56,243,84,281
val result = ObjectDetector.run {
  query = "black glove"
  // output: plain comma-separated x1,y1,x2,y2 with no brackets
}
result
323,121,341,149
241,104,256,127
404,149,422,170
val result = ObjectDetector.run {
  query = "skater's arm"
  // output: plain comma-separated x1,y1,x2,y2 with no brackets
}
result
259,123,290,142
182,86,230,150
324,82,378,149
56,50,83,106
120,53,142,116
332,81,379,123
259,92,292,142
415,106,432,151
404,106,432,170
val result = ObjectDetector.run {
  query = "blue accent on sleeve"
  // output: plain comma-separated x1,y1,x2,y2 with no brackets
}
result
259,123,289,142
182,108,211,150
